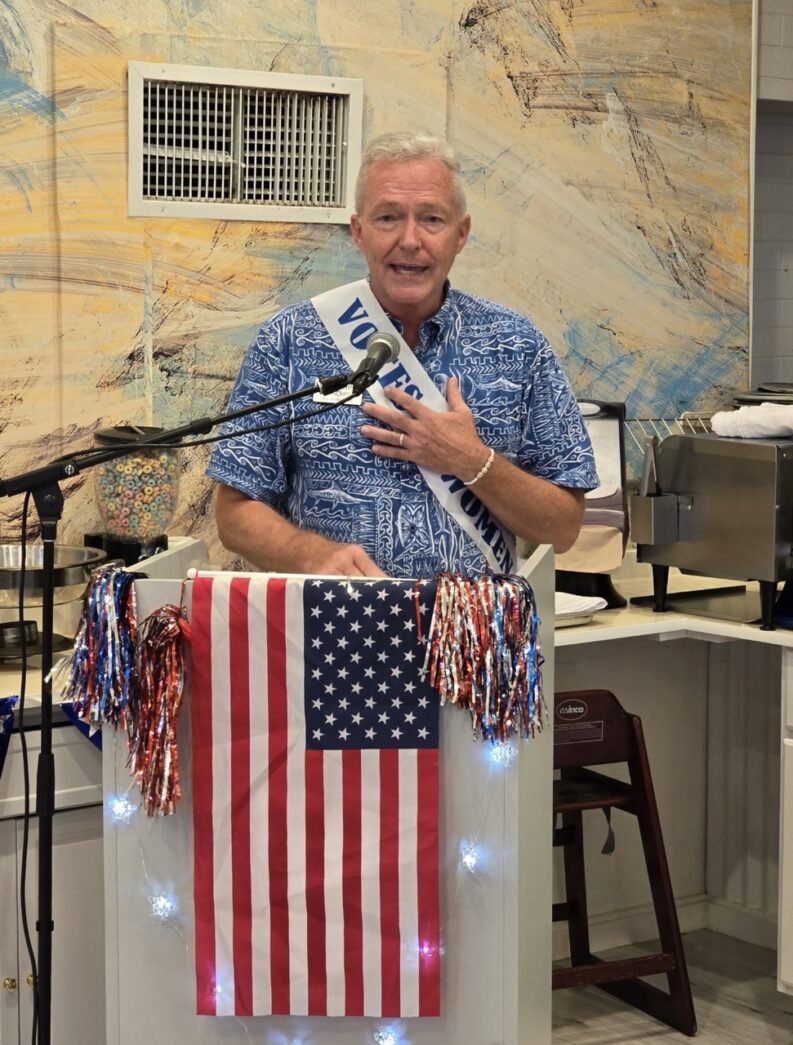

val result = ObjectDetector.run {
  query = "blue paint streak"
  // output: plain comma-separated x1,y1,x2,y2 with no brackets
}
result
562,315,748,419
0,43,63,120
563,313,749,479
2,167,31,210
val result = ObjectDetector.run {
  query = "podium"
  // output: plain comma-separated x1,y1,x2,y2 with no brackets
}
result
102,546,556,1045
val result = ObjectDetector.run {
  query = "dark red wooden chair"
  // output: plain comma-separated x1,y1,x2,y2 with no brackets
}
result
552,688,697,1036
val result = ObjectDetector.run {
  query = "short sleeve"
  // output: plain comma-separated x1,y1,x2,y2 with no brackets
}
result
518,336,599,490
205,316,293,508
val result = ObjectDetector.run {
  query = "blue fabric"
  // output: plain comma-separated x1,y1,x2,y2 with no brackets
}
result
207,286,598,577
0,697,17,782
303,578,438,750
60,701,103,749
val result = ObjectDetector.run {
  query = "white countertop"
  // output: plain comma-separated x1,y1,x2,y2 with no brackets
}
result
555,570,793,649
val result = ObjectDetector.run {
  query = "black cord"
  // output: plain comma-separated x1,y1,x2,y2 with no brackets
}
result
15,491,40,1044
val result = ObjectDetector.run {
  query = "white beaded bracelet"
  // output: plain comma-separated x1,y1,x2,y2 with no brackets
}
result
464,447,495,487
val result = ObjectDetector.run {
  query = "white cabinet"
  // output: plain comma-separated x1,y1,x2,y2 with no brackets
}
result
779,648,793,993
780,738,793,992
0,725,104,1045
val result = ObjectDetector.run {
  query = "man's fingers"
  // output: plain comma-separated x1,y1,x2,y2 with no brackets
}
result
445,375,464,408
324,543,387,577
351,545,388,577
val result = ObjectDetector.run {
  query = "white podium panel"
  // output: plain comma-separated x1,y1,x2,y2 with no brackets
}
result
103,547,555,1045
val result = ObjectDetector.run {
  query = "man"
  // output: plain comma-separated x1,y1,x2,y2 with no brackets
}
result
207,132,597,577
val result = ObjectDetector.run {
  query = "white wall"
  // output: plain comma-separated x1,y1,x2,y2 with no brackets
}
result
752,0,793,387
757,0,793,103
753,108,793,385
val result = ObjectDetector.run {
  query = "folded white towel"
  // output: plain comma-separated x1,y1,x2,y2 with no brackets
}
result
711,401,793,438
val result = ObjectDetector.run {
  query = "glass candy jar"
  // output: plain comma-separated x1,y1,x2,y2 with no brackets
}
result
93,426,180,545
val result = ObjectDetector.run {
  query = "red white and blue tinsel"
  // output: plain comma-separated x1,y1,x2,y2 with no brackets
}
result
52,565,187,816
417,573,544,743
127,604,186,817
53,565,140,730
0,696,17,783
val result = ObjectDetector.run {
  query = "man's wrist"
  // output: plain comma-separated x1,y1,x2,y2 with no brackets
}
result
463,447,496,487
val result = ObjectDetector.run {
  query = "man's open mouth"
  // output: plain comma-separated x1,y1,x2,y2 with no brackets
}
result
390,264,428,275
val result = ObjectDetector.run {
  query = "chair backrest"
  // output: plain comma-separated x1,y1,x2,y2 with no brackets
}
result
554,689,636,770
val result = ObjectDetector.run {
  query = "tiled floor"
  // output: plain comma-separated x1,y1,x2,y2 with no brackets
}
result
553,930,793,1044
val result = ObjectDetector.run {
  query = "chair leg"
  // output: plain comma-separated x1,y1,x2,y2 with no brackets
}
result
599,718,697,1037
560,809,595,969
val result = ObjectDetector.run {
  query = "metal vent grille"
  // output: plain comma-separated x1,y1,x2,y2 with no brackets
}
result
128,62,362,222
241,90,345,205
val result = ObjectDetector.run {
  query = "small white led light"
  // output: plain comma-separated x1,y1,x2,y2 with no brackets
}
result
149,893,175,920
460,843,479,873
490,741,517,766
108,794,137,824
373,1029,398,1045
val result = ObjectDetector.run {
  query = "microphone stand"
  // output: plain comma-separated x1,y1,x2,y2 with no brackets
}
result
0,369,356,1045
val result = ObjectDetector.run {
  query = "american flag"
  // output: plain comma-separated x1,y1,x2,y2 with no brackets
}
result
190,573,441,1018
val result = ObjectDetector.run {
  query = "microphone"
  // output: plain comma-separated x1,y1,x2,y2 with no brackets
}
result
350,331,400,394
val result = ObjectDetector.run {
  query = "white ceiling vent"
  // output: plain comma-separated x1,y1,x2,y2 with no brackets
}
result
127,61,363,222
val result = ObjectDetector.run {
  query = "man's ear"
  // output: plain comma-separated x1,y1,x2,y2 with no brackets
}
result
457,214,471,255
350,213,363,250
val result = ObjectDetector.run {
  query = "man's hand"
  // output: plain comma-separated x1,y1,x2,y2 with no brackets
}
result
214,485,387,576
300,539,387,578
359,376,490,482
359,377,586,552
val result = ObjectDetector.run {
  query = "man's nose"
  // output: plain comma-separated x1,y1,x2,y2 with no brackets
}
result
398,217,421,250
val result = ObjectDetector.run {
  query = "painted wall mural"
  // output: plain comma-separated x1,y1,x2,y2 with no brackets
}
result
0,0,751,564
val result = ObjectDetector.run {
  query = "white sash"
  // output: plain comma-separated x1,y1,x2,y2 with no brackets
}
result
311,279,516,573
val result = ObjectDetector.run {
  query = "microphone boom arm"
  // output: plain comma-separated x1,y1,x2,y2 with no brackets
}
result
0,373,352,498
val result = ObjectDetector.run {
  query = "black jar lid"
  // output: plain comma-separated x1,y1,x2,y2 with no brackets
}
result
95,425,164,444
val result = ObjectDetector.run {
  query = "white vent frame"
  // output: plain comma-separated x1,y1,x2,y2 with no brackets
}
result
127,61,363,223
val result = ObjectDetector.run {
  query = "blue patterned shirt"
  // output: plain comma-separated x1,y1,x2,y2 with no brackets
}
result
207,286,597,577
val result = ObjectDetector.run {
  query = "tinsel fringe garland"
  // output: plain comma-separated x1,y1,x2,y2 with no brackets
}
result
53,566,139,729
53,566,186,816
128,605,186,816
418,573,544,743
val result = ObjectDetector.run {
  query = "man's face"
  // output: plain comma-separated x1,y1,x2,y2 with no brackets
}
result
350,158,471,329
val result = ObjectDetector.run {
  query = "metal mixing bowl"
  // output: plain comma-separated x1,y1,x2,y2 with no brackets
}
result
0,544,107,606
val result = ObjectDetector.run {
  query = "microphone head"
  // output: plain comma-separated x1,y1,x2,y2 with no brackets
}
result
364,330,400,363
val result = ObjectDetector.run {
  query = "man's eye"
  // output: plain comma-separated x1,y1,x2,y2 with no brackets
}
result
375,214,396,224
424,215,445,226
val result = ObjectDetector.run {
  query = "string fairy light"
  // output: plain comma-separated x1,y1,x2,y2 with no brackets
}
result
373,1029,398,1045
149,893,176,920
107,793,137,824
460,841,479,873
489,740,517,766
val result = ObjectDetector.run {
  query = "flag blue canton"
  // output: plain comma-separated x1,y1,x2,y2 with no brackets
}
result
304,579,439,751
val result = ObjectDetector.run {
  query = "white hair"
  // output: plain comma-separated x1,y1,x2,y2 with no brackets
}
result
354,132,467,216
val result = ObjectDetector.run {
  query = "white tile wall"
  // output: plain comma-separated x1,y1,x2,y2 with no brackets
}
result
758,0,793,103
752,108,793,384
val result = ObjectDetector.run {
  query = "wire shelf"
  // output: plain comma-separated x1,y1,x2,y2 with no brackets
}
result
625,414,712,454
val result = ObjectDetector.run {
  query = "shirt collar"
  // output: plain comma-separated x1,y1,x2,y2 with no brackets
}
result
379,280,456,339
